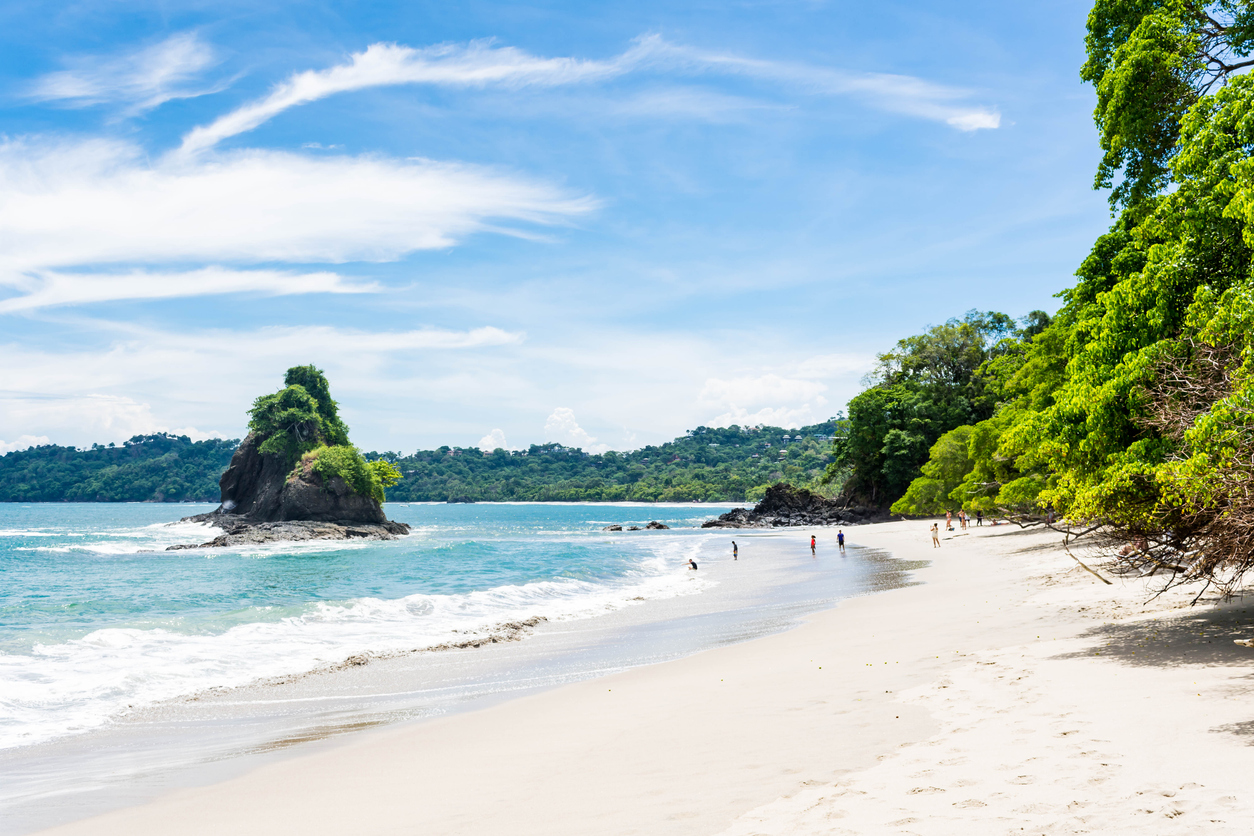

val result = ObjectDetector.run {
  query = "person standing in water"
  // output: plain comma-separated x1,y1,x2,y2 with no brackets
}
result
837,529,845,552
732,541,738,560
810,534,816,556
931,523,941,548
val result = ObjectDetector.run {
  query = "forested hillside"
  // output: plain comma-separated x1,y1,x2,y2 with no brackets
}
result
0,435,239,502
0,420,842,504
375,420,842,502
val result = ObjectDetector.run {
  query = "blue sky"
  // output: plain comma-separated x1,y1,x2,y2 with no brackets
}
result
0,0,1109,454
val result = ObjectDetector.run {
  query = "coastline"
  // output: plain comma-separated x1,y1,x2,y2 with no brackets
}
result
29,520,1254,835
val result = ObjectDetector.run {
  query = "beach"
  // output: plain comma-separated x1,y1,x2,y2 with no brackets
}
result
27,519,1254,835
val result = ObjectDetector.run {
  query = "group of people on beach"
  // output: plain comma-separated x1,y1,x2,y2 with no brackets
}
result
931,507,989,546
944,509,982,531
691,532,845,570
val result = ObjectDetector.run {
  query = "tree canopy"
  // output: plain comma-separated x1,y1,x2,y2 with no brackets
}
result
883,5,1254,590
248,365,390,502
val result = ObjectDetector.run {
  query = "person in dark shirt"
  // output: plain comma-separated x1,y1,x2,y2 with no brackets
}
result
732,541,738,560
837,530,845,551
687,558,698,570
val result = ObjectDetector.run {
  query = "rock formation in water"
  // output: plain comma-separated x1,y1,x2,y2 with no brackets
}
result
174,365,409,548
701,483,887,528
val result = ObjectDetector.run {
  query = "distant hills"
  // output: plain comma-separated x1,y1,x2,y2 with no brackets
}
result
0,420,843,503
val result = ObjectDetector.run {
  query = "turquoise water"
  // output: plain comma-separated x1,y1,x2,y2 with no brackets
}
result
0,501,736,750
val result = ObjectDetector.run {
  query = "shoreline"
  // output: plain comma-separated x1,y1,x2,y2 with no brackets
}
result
4,524,905,834
28,520,1254,835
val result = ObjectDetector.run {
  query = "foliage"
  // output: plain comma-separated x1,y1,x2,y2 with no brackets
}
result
0,435,238,502
304,445,386,503
1083,0,1254,209
881,19,1254,589
1,422,840,505
890,426,974,515
247,365,349,465
378,420,842,503
830,310,1032,507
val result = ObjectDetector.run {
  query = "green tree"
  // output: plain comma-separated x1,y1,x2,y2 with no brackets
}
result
1083,1,1254,208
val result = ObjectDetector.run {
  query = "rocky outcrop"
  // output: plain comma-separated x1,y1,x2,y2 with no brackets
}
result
176,432,409,547
168,517,410,549
602,520,670,532
701,483,887,528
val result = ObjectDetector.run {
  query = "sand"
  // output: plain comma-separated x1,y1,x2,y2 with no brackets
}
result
34,520,1254,835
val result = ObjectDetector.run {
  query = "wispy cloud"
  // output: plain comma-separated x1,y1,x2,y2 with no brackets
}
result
28,32,222,114
177,39,644,155
0,267,376,313
0,137,595,298
645,39,1001,131
176,34,1000,155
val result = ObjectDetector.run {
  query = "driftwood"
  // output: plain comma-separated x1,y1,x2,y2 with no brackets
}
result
1063,541,1112,585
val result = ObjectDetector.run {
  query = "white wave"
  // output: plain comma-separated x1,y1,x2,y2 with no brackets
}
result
0,535,712,750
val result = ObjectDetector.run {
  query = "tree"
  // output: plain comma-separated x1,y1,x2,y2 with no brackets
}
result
1084,0,1254,208
830,310,1020,507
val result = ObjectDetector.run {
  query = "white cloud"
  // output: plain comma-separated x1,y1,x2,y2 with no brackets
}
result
707,405,818,430
28,32,221,114
477,428,510,451
0,267,375,313
793,352,875,379
543,407,608,453
647,39,1001,131
0,323,524,446
176,35,998,156
178,39,643,155
699,373,835,430
700,373,827,407
0,138,594,297
0,434,51,454
3,395,192,445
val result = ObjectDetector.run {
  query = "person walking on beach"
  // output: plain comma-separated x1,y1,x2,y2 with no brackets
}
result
837,530,845,552
810,534,816,556
931,523,940,548
976,510,983,526
732,540,738,560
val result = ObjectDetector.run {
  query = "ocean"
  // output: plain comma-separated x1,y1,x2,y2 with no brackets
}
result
0,501,918,833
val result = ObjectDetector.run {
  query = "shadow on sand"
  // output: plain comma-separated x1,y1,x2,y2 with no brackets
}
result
1053,597,1254,743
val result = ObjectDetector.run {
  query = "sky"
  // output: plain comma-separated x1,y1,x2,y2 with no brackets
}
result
0,0,1111,455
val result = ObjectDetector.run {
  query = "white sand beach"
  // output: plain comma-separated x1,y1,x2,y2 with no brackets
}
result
35,520,1254,835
